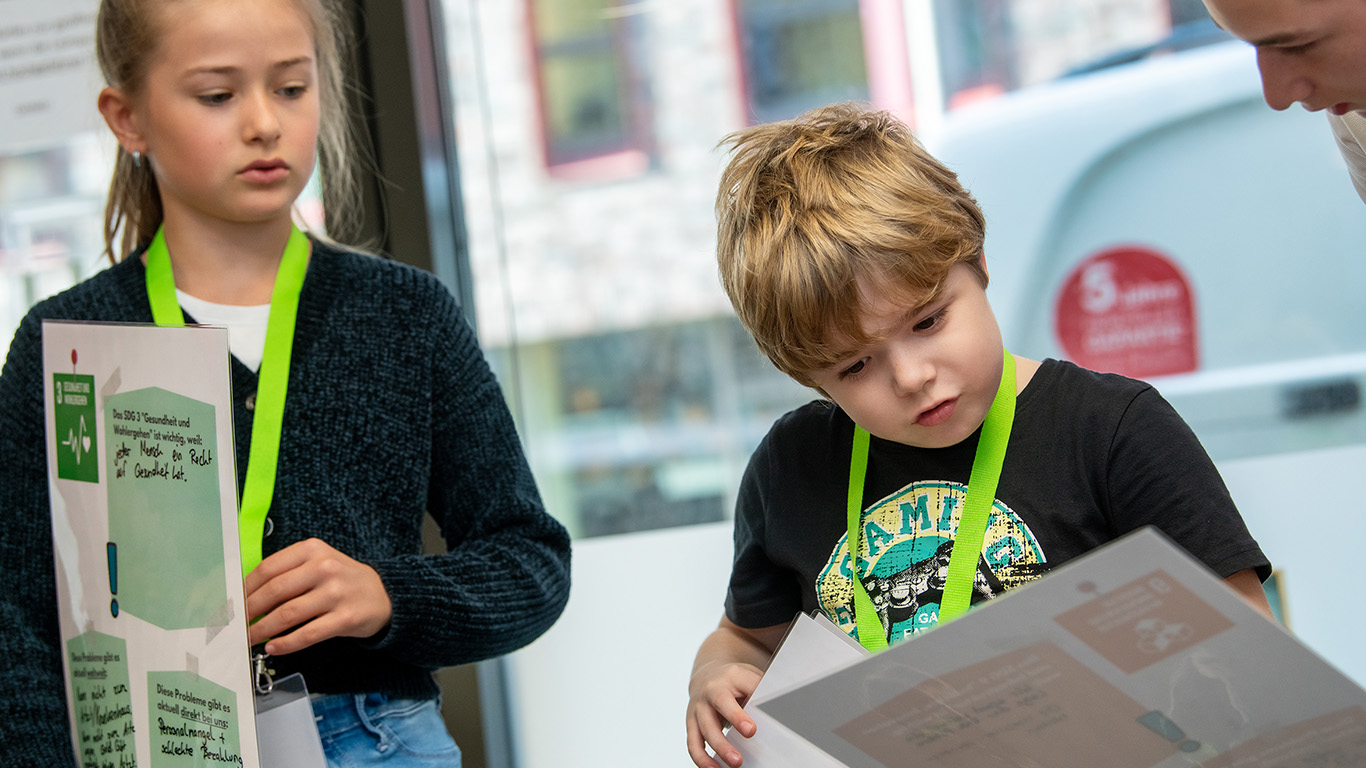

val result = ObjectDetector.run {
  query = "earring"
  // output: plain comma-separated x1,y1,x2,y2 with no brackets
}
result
132,150,142,168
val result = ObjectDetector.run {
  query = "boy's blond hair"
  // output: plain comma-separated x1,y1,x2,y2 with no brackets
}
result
716,102,987,386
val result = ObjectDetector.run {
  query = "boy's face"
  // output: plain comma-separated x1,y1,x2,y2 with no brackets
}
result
808,263,1005,450
1204,0,1366,115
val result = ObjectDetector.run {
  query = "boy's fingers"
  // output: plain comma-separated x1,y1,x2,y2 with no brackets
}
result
711,694,754,740
693,706,746,768
686,721,723,768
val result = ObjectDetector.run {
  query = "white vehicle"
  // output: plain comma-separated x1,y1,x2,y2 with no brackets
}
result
931,40,1366,684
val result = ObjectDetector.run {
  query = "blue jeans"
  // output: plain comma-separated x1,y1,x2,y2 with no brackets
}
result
310,692,462,768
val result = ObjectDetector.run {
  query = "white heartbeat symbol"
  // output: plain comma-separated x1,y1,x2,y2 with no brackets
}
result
61,415,92,464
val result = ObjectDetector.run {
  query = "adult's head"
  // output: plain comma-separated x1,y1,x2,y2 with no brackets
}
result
1204,0,1366,115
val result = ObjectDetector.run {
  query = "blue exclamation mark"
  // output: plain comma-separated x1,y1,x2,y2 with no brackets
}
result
107,542,119,618
1137,710,1200,753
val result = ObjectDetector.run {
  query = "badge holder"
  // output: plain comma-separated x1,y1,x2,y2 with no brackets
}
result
254,656,327,767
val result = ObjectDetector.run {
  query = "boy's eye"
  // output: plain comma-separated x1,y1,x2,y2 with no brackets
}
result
198,92,231,106
913,307,947,332
839,359,867,379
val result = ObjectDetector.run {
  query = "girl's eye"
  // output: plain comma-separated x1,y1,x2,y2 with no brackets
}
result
279,85,307,99
913,307,947,332
199,92,231,106
839,359,868,379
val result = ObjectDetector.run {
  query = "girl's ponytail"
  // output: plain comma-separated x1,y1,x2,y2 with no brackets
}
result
96,0,163,263
102,148,162,263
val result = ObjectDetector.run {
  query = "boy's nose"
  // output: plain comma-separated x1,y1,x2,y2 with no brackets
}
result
1256,49,1314,111
889,353,932,396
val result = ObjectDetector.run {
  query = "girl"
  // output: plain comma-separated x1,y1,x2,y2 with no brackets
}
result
0,0,572,765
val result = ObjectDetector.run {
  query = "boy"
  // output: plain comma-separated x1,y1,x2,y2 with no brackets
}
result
685,103,1272,768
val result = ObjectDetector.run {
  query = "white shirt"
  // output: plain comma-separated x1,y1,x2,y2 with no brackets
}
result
175,290,270,372
1329,111,1366,204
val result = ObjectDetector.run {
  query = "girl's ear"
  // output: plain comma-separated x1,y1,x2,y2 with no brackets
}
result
98,87,145,155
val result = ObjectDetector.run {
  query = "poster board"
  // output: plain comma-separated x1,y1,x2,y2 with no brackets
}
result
753,528,1366,768
0,1,105,151
43,320,259,768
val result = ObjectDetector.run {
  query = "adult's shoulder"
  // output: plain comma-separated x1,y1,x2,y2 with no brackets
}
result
1328,111,1366,204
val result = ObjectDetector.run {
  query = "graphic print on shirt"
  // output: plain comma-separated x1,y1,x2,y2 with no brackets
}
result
816,480,1047,645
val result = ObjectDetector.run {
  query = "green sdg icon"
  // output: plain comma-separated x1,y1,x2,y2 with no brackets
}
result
54,373,98,483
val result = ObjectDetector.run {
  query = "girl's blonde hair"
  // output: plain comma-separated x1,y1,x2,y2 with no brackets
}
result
715,102,987,386
95,0,368,262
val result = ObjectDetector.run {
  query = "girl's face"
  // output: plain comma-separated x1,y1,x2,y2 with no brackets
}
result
133,0,320,231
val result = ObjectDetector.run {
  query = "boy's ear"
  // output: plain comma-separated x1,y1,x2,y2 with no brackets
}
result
98,87,146,155
979,251,990,282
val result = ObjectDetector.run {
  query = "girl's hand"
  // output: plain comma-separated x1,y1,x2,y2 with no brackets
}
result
243,538,392,654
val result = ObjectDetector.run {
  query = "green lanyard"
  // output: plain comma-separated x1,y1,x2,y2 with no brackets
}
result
145,224,311,576
846,349,1016,652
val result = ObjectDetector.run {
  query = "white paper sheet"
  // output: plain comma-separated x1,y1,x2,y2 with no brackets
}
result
729,613,869,767
756,527,1366,768
43,321,260,767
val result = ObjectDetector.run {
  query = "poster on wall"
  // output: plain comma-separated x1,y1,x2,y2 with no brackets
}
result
0,0,105,150
43,320,259,768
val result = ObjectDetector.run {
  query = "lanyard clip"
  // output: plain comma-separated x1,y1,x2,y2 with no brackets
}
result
253,651,275,695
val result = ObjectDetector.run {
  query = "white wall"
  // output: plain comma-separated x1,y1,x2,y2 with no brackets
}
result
1219,445,1366,685
503,522,735,768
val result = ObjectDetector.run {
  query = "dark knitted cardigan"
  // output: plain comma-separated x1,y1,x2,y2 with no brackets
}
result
0,240,572,766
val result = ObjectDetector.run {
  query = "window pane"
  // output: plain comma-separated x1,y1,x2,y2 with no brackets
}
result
738,0,869,123
0,134,111,352
442,0,1248,541
533,0,611,38
530,0,647,166
485,317,809,538
541,53,628,160
934,0,1221,110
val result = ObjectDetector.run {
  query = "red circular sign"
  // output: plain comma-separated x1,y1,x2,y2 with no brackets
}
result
1054,246,1197,378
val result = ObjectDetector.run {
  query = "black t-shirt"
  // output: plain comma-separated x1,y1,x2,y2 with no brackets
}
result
725,359,1270,646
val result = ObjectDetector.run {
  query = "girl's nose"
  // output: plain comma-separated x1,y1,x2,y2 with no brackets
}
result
243,91,282,142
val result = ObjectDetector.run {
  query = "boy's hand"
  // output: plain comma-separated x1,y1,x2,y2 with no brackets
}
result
244,537,393,654
687,660,763,768
686,617,788,768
